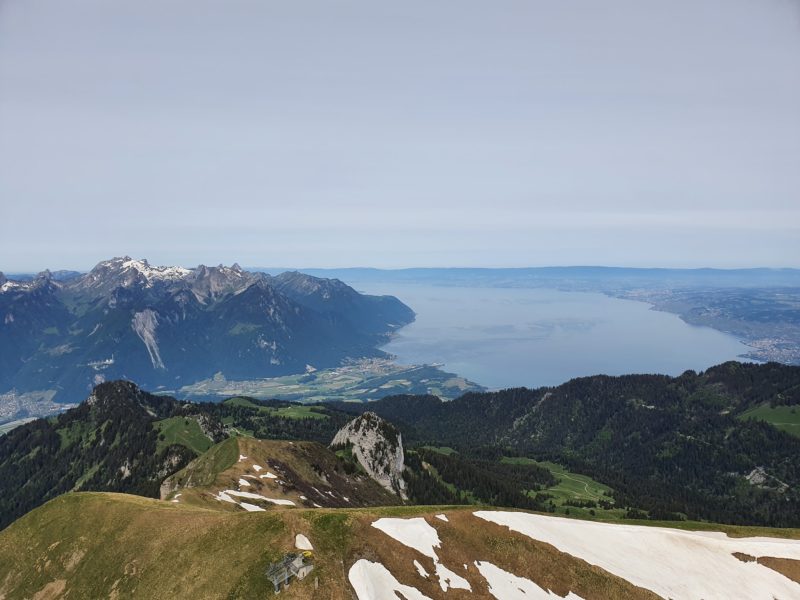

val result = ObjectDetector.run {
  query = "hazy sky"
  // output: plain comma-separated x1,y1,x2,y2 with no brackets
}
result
1,0,799,271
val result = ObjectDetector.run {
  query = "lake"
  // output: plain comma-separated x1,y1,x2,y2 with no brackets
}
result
354,283,752,390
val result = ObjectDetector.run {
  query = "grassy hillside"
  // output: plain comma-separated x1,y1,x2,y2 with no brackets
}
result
162,437,398,510
154,416,215,454
224,397,329,420
1,492,799,600
740,403,800,438
502,457,624,520
0,381,200,529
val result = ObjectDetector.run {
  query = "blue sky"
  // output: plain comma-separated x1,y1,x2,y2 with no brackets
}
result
1,0,799,271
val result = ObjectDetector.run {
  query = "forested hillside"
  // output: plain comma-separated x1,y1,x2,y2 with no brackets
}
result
0,385,365,529
334,361,800,527
4,361,800,531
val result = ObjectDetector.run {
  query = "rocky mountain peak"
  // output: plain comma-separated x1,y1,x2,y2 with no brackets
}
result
0,257,413,401
330,412,407,499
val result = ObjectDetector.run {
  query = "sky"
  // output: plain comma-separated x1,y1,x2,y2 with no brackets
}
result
1,0,799,271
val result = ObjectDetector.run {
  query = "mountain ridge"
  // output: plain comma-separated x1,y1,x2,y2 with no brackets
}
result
0,257,414,408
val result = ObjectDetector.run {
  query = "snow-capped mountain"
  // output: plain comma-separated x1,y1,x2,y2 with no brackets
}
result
0,257,414,405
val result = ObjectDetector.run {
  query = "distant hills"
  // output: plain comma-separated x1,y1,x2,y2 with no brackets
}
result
332,361,800,528
4,361,800,531
0,257,414,408
2,371,800,598
0,380,391,529
255,265,800,289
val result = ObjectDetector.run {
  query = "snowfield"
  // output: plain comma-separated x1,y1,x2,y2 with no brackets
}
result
475,561,584,600
475,511,800,600
349,559,432,600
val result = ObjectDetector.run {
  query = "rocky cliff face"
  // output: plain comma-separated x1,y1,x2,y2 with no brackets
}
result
331,412,407,499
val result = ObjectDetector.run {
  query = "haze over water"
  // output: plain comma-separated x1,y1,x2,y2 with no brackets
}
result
356,283,751,390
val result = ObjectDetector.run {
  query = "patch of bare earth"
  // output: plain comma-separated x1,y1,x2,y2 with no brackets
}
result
757,557,800,584
31,580,66,600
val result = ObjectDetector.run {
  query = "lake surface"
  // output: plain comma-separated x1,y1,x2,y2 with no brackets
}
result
355,283,751,390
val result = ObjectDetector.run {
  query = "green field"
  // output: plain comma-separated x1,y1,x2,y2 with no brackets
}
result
739,404,800,438
154,417,214,454
173,359,485,404
502,457,624,519
420,446,458,455
223,397,329,420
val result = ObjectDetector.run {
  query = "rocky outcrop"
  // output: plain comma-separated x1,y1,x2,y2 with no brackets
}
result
331,412,406,499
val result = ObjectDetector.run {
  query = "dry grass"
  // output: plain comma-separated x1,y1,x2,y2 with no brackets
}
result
2,490,800,599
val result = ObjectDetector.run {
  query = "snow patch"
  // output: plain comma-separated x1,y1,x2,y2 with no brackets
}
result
238,478,251,487
348,559,432,600
238,454,248,461
240,502,266,512
252,464,263,472
371,518,440,560
475,560,584,600
435,514,449,522
474,511,800,600
295,534,313,550
214,491,237,504
371,517,468,592
223,490,296,506
260,472,278,479
414,560,429,578
436,562,471,592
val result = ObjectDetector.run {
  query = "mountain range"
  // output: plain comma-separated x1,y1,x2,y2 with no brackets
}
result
2,367,800,598
0,257,414,409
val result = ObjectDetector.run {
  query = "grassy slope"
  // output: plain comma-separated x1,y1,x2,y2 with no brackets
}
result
2,492,799,600
420,445,458,455
163,437,397,510
224,397,329,420
154,417,214,455
162,437,240,498
739,404,800,438
502,457,625,519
